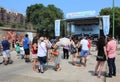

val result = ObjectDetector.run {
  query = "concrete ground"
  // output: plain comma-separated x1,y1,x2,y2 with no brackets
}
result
0,45,120,82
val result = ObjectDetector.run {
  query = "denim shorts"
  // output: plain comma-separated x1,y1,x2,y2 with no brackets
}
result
80,50,88,57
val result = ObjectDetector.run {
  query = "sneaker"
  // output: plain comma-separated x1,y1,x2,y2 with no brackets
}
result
27,59,31,62
25,58,31,62
105,74,112,78
41,71,44,73
112,74,116,76
25,59,27,62
0,62,3,64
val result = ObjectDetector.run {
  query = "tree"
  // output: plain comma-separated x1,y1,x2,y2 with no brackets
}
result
0,21,4,26
99,7,120,39
26,4,64,37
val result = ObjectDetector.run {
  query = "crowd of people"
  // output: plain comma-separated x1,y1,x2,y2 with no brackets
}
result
0,33,117,78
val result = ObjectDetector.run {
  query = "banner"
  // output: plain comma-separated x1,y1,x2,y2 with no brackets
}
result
103,15,110,36
66,10,96,19
55,20,60,36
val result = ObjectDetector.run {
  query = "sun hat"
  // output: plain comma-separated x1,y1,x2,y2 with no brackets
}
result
39,37,44,42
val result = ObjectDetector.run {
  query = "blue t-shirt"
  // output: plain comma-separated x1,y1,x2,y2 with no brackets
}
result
23,37,30,49
2,40,10,51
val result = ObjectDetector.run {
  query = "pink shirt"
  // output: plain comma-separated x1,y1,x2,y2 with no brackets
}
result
106,40,116,58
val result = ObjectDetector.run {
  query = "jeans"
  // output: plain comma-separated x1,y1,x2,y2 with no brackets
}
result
38,56,47,67
63,48,69,59
107,57,116,76
80,50,88,57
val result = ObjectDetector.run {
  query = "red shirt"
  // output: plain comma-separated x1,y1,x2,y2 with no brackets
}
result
31,46,37,54
88,39,91,49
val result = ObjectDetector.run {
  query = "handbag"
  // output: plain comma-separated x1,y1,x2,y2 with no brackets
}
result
97,55,106,60
70,44,76,54
51,51,59,56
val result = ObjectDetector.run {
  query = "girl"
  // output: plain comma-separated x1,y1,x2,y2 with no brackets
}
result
94,36,107,78
31,41,38,71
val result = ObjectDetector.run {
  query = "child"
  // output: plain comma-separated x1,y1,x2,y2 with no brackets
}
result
15,43,20,59
20,43,25,59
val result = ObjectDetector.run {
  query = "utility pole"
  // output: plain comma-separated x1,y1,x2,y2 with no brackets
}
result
112,0,115,39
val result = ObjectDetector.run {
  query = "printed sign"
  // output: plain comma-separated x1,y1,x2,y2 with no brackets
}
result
103,15,110,35
55,20,60,36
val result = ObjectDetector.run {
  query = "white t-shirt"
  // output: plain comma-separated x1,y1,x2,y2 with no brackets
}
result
37,42,47,57
20,47,24,55
80,39,89,50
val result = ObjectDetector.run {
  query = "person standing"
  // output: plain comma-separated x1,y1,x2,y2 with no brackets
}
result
52,37,62,71
69,37,77,65
0,42,2,56
87,37,92,55
15,43,20,58
31,40,38,72
106,35,117,78
31,33,39,71
79,37,89,67
44,36,52,61
23,34,31,62
37,37,48,73
2,37,13,65
63,44,69,59
19,43,25,59
44,37,52,49
94,36,107,78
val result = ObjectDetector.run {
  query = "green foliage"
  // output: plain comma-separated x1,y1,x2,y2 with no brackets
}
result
100,7,120,39
26,4,64,37
11,23,25,29
0,21,4,26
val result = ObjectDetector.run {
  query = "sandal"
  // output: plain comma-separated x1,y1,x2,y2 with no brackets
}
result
72,63,75,66
38,68,41,73
84,64,87,67
75,64,81,67
97,75,101,78
94,73,97,76
56,68,61,71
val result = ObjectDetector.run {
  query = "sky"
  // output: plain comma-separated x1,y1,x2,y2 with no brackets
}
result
0,0,120,16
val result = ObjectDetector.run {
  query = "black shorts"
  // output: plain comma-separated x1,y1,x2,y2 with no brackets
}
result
38,56,47,64
24,49,30,55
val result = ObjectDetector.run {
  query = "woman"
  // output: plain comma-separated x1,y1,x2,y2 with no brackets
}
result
31,41,38,72
37,37,48,73
69,37,77,65
52,37,62,71
94,36,107,78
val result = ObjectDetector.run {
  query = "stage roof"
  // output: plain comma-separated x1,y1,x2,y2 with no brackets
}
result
65,16,100,25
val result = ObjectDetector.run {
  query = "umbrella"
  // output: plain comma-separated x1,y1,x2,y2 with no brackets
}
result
60,37,70,46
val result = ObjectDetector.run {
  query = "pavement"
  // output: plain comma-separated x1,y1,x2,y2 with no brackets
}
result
0,45,120,82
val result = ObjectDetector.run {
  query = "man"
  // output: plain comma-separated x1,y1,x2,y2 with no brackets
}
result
106,35,117,78
1,37,13,65
23,34,31,62
79,37,89,67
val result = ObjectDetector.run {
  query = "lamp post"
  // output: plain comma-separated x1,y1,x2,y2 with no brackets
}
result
112,0,115,39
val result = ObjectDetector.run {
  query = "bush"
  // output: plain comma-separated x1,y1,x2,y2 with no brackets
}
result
0,21,4,26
